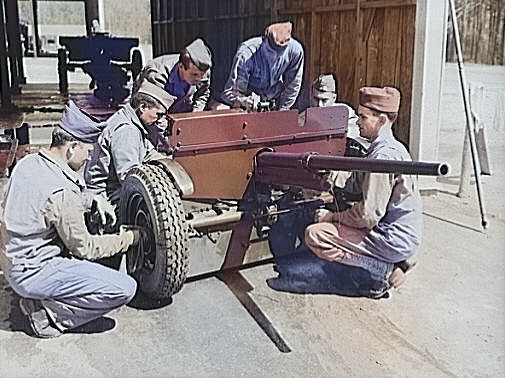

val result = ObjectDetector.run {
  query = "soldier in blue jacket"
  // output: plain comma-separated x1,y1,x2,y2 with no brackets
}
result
221,22,304,111
133,38,212,152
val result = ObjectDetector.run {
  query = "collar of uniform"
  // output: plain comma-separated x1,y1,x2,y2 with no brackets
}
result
368,124,394,153
260,37,289,58
38,149,87,190
167,64,190,99
122,103,150,138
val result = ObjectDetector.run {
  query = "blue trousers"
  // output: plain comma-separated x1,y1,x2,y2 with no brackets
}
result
9,257,137,331
268,211,375,297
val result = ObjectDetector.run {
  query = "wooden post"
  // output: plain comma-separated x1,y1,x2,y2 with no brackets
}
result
84,0,99,37
31,0,40,57
0,0,12,107
5,0,26,90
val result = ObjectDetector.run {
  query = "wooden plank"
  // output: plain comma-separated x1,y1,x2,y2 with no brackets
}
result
354,0,366,105
337,9,358,104
281,0,416,15
359,0,416,9
364,8,379,86
150,0,419,142
397,4,416,146
309,0,318,89
381,7,397,85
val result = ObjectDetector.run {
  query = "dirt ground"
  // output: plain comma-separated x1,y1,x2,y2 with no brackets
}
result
0,62,504,378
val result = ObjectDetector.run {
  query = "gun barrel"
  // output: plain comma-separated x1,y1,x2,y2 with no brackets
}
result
256,152,450,176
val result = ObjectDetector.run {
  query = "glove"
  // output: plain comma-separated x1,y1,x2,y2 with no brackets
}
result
122,225,155,249
314,208,334,223
92,194,117,227
121,225,155,273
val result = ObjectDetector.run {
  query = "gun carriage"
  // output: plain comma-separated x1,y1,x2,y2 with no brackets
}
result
117,105,449,302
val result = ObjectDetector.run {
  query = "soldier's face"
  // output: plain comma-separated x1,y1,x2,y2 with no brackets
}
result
68,141,93,171
357,105,384,141
311,91,337,107
179,62,205,85
312,97,335,108
139,104,166,126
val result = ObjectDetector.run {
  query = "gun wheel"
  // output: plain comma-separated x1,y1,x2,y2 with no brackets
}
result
120,164,189,301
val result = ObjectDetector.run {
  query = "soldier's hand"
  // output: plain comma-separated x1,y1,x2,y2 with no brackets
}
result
235,96,254,111
314,208,333,223
122,225,155,248
235,93,260,112
92,194,117,227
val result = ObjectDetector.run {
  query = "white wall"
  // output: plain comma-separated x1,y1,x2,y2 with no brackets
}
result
410,0,448,188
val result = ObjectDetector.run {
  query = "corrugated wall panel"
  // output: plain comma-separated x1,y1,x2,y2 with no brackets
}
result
150,0,278,96
281,0,416,145
151,0,416,145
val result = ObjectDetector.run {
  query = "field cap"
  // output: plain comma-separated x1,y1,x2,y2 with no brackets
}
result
312,74,336,99
265,22,292,47
186,38,212,72
59,100,105,143
137,80,176,111
359,86,401,113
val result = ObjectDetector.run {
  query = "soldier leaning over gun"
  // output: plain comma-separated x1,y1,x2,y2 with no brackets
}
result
220,22,304,112
133,38,212,153
85,81,175,206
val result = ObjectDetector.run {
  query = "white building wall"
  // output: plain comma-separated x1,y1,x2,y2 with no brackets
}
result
410,0,448,188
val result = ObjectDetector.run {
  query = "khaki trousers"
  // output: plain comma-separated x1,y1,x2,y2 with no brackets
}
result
305,222,393,281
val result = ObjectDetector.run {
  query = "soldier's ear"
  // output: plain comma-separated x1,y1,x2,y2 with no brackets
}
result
66,141,77,160
69,141,78,151
379,114,387,125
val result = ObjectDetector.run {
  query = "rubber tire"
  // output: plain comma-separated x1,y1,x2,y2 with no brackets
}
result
120,164,189,301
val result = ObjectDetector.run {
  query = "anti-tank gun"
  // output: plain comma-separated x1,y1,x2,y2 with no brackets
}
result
220,149,449,268
116,105,449,302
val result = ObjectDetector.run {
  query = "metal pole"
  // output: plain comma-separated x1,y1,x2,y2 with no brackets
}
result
84,0,99,37
98,0,105,32
0,0,13,107
31,0,40,58
5,0,26,89
448,0,488,229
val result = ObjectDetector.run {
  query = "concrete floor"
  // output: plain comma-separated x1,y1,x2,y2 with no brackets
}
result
0,60,504,378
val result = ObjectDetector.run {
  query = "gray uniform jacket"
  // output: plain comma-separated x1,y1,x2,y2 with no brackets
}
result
335,125,423,262
1,150,132,271
84,104,163,203
135,54,211,112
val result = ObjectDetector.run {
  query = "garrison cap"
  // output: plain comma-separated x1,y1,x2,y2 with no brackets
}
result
59,100,105,143
265,22,292,47
359,86,401,113
312,74,336,99
186,38,212,72
136,80,176,111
